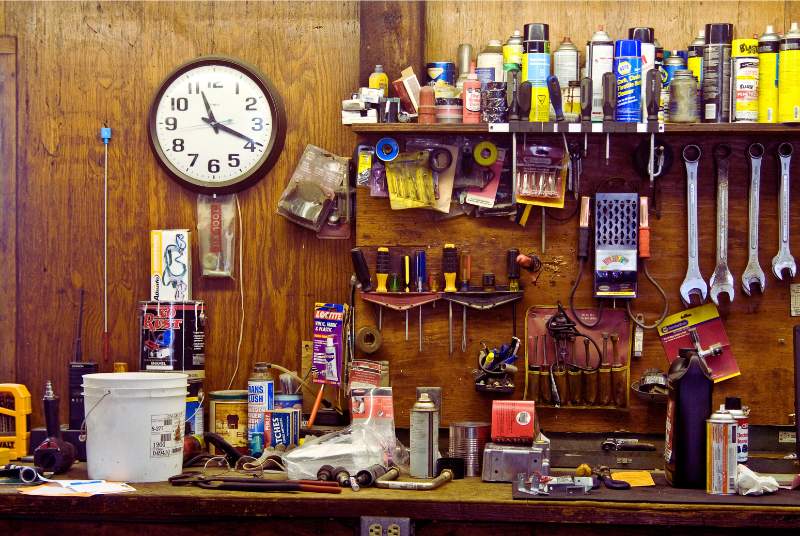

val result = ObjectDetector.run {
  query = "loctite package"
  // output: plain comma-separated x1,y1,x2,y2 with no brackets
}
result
312,303,348,386
139,301,206,380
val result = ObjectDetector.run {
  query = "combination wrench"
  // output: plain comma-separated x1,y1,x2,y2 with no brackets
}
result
680,145,708,306
772,142,796,280
742,143,766,295
709,144,734,305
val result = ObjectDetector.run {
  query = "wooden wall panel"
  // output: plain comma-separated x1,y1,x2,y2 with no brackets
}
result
3,1,358,425
0,36,15,381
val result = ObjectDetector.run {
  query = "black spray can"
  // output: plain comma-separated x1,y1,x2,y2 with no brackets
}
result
701,23,733,122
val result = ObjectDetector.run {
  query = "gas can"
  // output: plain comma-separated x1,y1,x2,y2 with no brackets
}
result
613,39,642,123
247,362,274,455
706,409,737,495
702,23,733,122
629,27,656,121
522,23,551,122
554,36,580,89
779,22,800,123
731,38,759,122
758,25,780,123
688,30,706,84
665,348,713,489
410,392,439,478
661,53,686,121
586,27,614,122
724,397,749,463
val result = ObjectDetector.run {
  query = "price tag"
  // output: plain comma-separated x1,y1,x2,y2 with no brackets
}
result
591,123,603,133
791,284,800,316
636,123,647,133
489,123,510,133
568,123,581,133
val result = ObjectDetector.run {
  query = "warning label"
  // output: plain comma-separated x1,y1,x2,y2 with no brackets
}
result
150,411,183,458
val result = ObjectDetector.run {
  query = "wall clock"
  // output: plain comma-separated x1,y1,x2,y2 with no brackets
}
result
148,56,287,193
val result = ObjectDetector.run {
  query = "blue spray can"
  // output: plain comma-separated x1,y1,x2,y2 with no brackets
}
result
614,39,643,122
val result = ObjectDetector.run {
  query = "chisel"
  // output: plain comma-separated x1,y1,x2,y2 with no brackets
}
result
375,247,391,330
443,244,458,355
415,250,426,352
403,255,411,341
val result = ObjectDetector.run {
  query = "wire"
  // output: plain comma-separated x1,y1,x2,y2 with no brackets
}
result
103,141,108,334
568,258,605,329
626,260,669,330
227,195,244,390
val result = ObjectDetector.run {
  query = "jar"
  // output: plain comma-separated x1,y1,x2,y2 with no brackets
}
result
669,70,699,123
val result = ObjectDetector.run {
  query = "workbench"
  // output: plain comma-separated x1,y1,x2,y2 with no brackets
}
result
2,464,800,534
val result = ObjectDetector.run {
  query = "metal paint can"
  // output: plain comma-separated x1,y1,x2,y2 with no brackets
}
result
724,397,749,463
522,22,550,121
687,30,705,84
554,36,580,89
247,362,274,455
426,61,456,87
702,23,733,122
779,22,800,123
629,27,655,121
706,409,737,495
758,25,780,123
586,28,614,121
410,393,439,478
185,379,204,436
731,38,759,122
613,39,642,123
139,301,205,381
210,390,248,454
661,53,686,121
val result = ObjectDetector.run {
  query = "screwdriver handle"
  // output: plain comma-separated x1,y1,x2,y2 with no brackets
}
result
403,255,411,292
547,76,564,122
351,248,373,292
580,77,592,123
415,250,426,292
443,244,458,293
645,69,660,123
517,81,532,119
375,247,390,293
602,72,616,123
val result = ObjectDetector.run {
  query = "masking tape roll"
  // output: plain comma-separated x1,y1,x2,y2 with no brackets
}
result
356,326,383,354
375,137,400,162
473,140,498,167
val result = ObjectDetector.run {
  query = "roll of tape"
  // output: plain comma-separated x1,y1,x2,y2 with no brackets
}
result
356,326,383,354
428,147,453,172
375,137,400,162
473,140,498,167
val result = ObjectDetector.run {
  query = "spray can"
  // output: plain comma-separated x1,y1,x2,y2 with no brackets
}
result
456,43,474,90
477,39,504,84
706,409,737,495
503,30,524,70
688,30,706,84
779,22,800,123
731,38,759,122
554,36,580,89
613,39,642,123
758,26,780,123
661,53,687,121
724,397,749,462
462,73,482,123
522,23,551,122
410,392,439,478
586,27,614,121
629,27,655,121
247,362,274,455
702,23,733,122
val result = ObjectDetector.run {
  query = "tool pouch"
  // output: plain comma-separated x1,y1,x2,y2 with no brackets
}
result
539,370,552,404
527,366,541,403
598,365,612,406
583,369,598,405
567,366,582,406
611,365,629,408
553,366,569,405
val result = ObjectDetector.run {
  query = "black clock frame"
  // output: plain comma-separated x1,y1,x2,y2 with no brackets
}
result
148,55,287,193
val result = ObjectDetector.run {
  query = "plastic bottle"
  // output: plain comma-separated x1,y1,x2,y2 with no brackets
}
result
369,65,389,96
462,73,482,123
476,40,504,83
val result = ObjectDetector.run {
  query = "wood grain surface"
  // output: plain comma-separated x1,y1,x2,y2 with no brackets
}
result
0,36,16,381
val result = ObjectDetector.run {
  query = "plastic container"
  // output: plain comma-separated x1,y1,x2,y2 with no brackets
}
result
83,372,188,482
462,74,481,123
368,65,389,95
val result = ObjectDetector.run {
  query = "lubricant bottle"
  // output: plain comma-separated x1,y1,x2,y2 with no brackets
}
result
758,25,780,123
368,65,389,96
779,22,800,123
664,348,713,488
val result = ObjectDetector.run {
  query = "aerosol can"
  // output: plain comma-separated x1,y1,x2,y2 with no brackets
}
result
706,409,737,495
779,22,800,123
586,27,614,121
731,38,759,122
665,348,713,489
247,362,274,456
410,392,439,478
687,29,706,84
554,36,580,90
758,25,780,123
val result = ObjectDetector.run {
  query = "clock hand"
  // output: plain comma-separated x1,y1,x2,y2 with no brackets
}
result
200,91,219,134
201,117,264,146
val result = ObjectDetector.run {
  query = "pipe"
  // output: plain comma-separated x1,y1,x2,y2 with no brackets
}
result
374,467,453,491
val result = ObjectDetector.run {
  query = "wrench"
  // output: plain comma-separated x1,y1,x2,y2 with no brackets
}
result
680,145,708,306
709,144,734,305
772,142,796,280
742,143,766,295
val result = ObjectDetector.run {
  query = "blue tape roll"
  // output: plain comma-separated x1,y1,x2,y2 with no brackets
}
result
375,137,400,162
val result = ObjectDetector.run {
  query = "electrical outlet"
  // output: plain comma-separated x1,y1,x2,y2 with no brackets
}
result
360,517,413,536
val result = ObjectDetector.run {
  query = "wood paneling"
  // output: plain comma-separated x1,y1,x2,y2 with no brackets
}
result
360,1,425,88
3,1,358,424
0,36,15,381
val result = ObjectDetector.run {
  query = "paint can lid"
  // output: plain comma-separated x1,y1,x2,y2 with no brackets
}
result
628,27,654,43
523,22,549,42
705,23,733,44
724,396,742,410
615,39,642,58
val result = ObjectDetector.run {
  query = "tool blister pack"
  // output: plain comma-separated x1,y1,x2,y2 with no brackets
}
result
514,142,567,208
524,306,631,409
385,151,437,210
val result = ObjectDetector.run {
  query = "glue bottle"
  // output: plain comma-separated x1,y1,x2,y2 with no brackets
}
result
462,73,482,123
369,65,389,96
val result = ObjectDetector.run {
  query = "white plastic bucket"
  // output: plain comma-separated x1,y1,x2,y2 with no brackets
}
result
83,372,188,482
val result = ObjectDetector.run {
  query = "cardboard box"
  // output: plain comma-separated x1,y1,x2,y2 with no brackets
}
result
150,229,192,301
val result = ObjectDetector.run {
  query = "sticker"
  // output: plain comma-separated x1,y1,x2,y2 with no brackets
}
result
790,284,800,316
151,411,183,458
778,431,796,444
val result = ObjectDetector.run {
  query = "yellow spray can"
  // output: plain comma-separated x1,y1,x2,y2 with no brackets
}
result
758,25,780,123
779,22,800,123
731,38,759,122
687,29,705,84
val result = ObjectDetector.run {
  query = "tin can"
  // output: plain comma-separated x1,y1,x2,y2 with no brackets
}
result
724,397,750,462
702,23,733,122
410,393,439,478
210,390,248,454
554,36,580,89
730,39,759,122
274,393,303,409
503,30,524,69
758,26,780,123
522,22,550,122
247,362,274,455
614,39,642,123
688,30,706,83
139,301,205,380
669,70,699,123
426,61,456,86
779,22,800,123
629,27,656,122
661,53,686,121
706,409,737,495
586,28,614,121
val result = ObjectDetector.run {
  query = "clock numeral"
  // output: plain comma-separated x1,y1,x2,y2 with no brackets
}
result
187,82,200,94
165,117,177,131
208,81,223,89
228,154,240,167
251,117,265,131
188,153,199,166
208,159,220,173
171,97,188,111
244,140,257,152
172,138,184,152
235,82,239,95
245,97,257,111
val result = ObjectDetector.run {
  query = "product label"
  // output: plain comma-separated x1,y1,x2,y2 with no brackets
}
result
475,67,495,90
525,53,550,86
759,54,778,123
702,46,731,120
733,59,759,121
664,398,674,463
212,400,248,449
614,58,642,122
247,379,274,452
736,418,749,462
590,45,614,121
465,87,481,112
151,411,183,458
503,43,523,66
209,203,222,253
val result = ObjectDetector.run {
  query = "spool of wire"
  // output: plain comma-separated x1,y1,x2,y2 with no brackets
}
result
448,421,491,477
481,81,508,123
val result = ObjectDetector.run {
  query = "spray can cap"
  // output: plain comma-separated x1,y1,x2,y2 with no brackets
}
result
488,39,502,47
628,27,654,43
523,22,549,42
705,23,733,44
374,65,384,73
614,39,642,58
785,21,800,39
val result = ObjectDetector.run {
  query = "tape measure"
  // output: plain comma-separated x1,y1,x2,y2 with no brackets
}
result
375,137,400,162
473,141,498,167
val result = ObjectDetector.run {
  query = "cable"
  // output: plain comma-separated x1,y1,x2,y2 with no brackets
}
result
227,195,244,390
569,196,604,329
100,126,111,362
626,261,669,330
626,197,669,330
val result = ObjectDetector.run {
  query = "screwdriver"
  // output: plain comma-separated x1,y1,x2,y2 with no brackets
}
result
508,248,520,292
375,247,391,330
403,254,411,341
415,250,427,352
645,68,661,201
351,248,373,292
443,244,458,355
547,76,564,122
602,71,616,164
580,76,592,156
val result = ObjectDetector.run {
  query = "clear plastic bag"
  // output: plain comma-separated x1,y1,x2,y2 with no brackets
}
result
196,194,236,277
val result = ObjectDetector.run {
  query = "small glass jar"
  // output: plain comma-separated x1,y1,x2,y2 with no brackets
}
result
669,70,699,123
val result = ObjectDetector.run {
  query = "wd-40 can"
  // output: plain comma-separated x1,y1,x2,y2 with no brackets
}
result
247,362,274,456
688,30,705,84
706,409,737,495
586,27,614,121
758,25,780,123
522,23,550,121
554,36,580,89
661,53,686,121
724,397,749,463
702,23,733,122
614,39,642,123
410,392,439,478
629,27,655,121
731,38,759,122
779,22,800,123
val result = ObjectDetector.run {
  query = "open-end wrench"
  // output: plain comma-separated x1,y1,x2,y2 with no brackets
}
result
709,144,734,305
772,142,796,280
680,145,708,306
742,143,766,295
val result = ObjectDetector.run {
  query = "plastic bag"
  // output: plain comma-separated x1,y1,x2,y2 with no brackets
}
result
196,194,236,277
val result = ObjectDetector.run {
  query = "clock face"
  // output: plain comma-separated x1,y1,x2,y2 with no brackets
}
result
148,56,286,192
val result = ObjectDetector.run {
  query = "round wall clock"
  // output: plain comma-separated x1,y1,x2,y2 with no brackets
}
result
148,56,287,193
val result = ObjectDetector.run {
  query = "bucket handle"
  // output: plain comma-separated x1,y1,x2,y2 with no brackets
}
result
79,389,112,441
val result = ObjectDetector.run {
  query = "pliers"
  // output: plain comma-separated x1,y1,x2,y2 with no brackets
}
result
169,472,342,494
593,466,631,490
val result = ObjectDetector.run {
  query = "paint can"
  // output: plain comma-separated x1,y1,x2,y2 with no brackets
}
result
731,38,759,123
629,27,655,121
247,362,274,456
779,22,800,123
409,393,439,478
661,53,686,121
724,397,749,463
758,25,780,123
139,301,205,381
185,379,204,436
701,23,733,122
706,409,737,495
687,30,705,84
554,36,580,89
274,393,303,409
210,390,248,454
426,61,456,86
586,27,614,122
614,39,642,123
522,23,550,122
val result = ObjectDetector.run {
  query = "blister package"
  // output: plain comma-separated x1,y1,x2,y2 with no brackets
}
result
196,194,236,278
515,142,567,208
385,151,436,210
